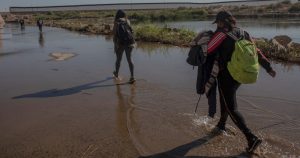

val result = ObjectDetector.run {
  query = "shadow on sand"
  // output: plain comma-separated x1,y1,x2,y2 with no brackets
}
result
12,77,130,99
140,132,251,158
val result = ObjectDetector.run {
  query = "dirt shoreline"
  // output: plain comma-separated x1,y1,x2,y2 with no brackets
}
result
35,21,300,64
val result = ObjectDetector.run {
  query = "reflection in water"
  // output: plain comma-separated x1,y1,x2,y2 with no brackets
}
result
115,83,136,152
39,32,44,48
104,35,113,42
277,61,300,72
136,42,172,55
116,83,136,128
116,84,127,138
21,26,25,32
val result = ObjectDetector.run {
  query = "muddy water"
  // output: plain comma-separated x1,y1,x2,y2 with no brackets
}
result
0,24,299,158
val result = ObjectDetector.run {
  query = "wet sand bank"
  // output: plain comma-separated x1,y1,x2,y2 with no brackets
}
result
0,24,299,157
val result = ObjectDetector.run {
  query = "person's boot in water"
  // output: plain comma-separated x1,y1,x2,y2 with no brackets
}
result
129,77,136,84
247,135,262,153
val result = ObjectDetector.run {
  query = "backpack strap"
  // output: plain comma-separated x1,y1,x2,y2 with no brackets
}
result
226,32,239,41
226,28,245,41
240,29,245,39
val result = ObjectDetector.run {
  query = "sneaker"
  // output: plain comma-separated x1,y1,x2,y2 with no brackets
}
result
216,123,226,131
113,71,118,79
129,77,136,84
210,126,226,135
246,136,262,153
208,114,215,118
202,116,213,124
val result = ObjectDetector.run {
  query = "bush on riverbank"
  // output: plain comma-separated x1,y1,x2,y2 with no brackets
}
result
33,11,115,20
32,8,208,22
134,24,196,46
34,11,81,20
30,1,300,24
128,8,208,22
255,38,300,61
289,2,300,13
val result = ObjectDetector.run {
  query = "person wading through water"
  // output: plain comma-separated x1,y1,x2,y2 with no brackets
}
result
113,10,136,84
207,11,276,153
37,19,43,32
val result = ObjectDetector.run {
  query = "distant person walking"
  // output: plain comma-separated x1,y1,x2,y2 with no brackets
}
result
207,11,276,153
19,19,25,29
112,10,136,84
37,19,43,32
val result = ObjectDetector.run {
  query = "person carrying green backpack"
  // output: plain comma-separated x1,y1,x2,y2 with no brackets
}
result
207,11,276,153
226,30,260,84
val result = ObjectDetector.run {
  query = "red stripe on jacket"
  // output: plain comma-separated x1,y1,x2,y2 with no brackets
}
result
207,32,227,54
257,48,270,62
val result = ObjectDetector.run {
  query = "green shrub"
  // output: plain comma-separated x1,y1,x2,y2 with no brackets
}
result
289,2,300,13
134,24,196,46
281,0,291,5
266,4,275,10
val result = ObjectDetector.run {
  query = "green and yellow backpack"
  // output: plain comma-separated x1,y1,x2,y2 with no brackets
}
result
226,30,259,84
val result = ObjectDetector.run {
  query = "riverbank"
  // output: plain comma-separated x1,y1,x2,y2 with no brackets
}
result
30,18,300,63
3,1,300,62
6,1,299,22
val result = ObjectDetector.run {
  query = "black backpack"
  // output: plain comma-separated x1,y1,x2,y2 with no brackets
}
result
186,31,218,95
186,45,206,66
116,20,135,45
186,31,213,66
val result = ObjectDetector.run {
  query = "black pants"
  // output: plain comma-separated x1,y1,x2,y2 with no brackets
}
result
217,69,254,140
114,44,134,78
207,82,217,117
38,26,43,32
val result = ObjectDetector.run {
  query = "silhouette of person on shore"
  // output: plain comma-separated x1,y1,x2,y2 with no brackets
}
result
37,19,43,32
19,19,25,30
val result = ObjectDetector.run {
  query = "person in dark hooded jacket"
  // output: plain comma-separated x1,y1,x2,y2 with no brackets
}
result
37,19,43,32
112,10,135,84
207,11,276,153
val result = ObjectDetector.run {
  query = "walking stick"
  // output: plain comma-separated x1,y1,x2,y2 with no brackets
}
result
194,95,202,115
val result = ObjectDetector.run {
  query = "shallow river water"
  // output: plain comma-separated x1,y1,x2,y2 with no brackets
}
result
162,19,300,42
0,24,299,158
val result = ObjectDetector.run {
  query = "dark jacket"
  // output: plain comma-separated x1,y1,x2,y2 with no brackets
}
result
193,31,216,95
37,20,43,27
196,53,217,94
112,18,134,47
